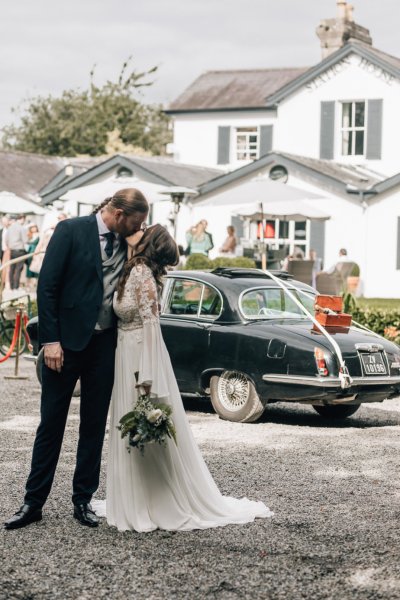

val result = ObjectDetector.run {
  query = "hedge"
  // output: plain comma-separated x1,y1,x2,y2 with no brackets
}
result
184,253,256,270
352,307,400,345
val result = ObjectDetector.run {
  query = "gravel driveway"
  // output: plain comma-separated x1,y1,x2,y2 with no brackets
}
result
1,359,400,600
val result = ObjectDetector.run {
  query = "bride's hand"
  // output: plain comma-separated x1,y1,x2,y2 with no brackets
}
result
136,383,152,396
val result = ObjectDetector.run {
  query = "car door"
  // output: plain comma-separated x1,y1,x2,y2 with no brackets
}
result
161,277,222,393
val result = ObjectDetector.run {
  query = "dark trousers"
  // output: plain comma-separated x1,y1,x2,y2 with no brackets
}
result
9,249,26,289
24,329,117,508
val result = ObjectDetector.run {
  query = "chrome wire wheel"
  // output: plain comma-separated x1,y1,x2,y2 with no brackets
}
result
217,371,251,412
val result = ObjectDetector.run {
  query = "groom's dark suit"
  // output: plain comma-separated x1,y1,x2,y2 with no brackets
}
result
24,214,126,508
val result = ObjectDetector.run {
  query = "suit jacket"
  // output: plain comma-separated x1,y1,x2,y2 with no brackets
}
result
37,214,126,351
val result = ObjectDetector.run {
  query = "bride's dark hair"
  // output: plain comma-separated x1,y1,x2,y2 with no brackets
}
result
117,224,179,300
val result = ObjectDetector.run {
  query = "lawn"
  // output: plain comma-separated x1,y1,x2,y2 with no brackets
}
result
357,298,400,310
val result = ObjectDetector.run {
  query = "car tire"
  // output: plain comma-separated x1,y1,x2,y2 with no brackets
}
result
312,404,360,419
210,371,265,423
36,348,81,397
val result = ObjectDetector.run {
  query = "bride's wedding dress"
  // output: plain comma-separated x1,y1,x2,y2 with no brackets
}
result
93,263,273,532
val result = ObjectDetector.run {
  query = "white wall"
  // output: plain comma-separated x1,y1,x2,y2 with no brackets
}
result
172,111,276,169
172,53,400,177
276,53,400,176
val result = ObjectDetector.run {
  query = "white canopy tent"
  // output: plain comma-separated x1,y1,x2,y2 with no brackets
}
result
232,199,330,221
0,191,47,215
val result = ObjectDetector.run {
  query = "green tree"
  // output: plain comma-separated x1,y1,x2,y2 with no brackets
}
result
2,59,171,157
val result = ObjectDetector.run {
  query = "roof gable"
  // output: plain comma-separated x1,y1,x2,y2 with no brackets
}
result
265,41,400,107
40,154,222,205
197,151,383,199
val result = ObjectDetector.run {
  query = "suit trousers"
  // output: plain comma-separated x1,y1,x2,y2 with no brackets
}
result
24,328,117,508
9,249,26,289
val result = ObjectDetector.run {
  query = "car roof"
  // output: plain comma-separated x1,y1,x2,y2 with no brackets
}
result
167,268,315,293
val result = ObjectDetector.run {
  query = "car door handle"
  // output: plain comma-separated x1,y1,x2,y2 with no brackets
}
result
196,323,212,330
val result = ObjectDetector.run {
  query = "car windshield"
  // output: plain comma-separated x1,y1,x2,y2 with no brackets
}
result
240,287,315,320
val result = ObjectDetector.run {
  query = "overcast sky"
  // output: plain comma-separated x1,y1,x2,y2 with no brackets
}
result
1,0,399,128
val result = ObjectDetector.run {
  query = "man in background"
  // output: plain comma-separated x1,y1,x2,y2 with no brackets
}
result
6,215,28,290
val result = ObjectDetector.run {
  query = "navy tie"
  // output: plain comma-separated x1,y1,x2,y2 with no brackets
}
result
103,232,115,259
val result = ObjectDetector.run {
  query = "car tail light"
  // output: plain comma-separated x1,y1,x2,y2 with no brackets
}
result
314,347,329,376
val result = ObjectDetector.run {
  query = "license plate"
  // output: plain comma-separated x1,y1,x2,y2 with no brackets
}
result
360,352,387,375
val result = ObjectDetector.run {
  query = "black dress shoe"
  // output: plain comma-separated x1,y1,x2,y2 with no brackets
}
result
4,504,42,530
73,503,99,528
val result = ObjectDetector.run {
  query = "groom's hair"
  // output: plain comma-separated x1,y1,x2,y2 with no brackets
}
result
93,188,149,215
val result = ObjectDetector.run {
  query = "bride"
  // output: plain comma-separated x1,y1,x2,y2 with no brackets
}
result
94,224,273,532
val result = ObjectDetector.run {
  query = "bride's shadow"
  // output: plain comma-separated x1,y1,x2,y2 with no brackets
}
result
182,396,400,429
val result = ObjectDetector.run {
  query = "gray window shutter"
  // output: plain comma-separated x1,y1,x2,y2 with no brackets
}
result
231,215,244,239
397,218,400,270
319,101,335,159
310,220,326,262
259,125,273,157
366,99,383,160
217,126,231,164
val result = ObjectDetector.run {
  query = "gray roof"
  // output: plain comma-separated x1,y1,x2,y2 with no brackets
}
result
167,68,308,112
197,151,384,199
0,150,66,200
41,153,223,204
168,41,400,113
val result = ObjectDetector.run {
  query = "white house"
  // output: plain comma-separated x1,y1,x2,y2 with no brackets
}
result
166,0,400,298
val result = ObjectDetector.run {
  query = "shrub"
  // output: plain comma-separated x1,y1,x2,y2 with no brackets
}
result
184,253,212,270
350,263,360,277
211,256,256,269
352,306,400,345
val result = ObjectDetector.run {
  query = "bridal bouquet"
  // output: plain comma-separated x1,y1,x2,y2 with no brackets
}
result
118,386,177,455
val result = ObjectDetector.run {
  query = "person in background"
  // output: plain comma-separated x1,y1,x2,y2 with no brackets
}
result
309,248,323,288
185,220,214,256
0,216,11,290
219,225,237,256
6,215,28,290
324,248,351,275
25,224,40,291
29,213,68,275
281,249,304,272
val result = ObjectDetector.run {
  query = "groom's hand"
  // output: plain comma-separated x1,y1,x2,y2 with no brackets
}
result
44,343,64,373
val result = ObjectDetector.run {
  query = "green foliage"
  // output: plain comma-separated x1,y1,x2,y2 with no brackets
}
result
357,298,400,310
211,256,256,269
185,254,212,270
2,59,171,157
349,263,360,277
352,306,400,345
184,255,256,270
342,292,357,314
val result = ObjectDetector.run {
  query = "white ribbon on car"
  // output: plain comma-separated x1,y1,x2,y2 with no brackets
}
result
257,269,352,389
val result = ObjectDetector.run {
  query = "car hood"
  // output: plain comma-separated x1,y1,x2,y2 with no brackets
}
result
252,318,399,355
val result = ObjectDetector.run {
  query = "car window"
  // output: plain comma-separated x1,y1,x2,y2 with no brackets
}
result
240,287,315,319
164,279,222,318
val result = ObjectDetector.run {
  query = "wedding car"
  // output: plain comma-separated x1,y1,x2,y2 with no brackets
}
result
27,268,400,423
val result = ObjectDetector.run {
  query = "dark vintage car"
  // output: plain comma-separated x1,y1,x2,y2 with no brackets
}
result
27,268,400,423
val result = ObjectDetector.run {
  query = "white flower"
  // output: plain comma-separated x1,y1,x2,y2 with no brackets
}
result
147,409,163,424
132,433,141,443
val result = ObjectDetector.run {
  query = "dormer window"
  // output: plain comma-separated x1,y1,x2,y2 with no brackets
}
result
341,101,365,156
235,127,259,161
116,166,133,178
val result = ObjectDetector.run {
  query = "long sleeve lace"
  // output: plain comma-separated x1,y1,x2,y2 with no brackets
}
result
131,263,169,399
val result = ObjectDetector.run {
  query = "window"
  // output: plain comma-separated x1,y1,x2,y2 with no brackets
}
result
341,101,366,156
164,280,222,318
235,127,259,161
116,166,133,178
240,288,315,320
269,165,288,183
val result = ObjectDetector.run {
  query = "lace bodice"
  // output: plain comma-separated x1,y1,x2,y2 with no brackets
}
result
114,263,159,330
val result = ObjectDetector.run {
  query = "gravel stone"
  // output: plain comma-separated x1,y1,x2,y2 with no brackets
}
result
1,359,400,599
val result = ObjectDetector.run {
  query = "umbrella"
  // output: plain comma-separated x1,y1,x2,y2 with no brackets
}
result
0,191,47,215
60,176,169,206
196,174,323,207
232,199,330,221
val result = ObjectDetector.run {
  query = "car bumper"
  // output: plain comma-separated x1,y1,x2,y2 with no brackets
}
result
262,374,400,388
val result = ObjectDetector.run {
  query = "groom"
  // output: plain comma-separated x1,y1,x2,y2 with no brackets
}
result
5,189,148,530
